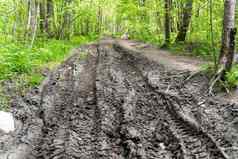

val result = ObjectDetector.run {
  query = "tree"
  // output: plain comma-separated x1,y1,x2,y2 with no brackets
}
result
39,0,47,34
96,4,102,34
209,0,237,94
58,0,73,40
162,0,171,47
219,0,237,74
26,0,40,47
175,0,193,42
45,0,54,37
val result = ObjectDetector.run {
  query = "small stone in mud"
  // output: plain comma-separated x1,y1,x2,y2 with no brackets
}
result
159,143,166,150
0,111,14,133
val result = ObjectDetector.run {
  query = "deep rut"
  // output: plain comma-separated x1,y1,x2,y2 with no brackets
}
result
113,42,229,159
0,40,235,159
161,95,228,159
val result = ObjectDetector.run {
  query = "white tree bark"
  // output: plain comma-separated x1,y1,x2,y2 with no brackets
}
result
219,0,237,72
223,0,236,29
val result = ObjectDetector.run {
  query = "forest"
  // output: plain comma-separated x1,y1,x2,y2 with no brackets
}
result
0,0,238,158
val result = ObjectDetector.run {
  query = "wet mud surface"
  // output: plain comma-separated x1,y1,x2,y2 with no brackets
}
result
0,39,238,159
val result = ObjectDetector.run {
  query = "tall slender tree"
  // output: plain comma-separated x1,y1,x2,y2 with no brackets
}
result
163,0,171,47
175,0,193,42
26,0,40,47
39,0,46,34
46,0,54,37
96,3,103,34
209,0,237,93
59,0,73,39
26,0,38,37
219,0,237,74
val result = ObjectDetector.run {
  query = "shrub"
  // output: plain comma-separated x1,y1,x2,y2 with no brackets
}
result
226,65,238,88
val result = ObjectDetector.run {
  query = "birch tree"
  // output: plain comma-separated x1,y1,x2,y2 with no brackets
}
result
209,0,237,94
219,0,237,74
26,0,40,47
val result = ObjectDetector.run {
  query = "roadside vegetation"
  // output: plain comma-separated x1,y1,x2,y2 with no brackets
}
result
0,35,97,110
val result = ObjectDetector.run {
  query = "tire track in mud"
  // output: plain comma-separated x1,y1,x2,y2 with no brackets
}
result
113,43,229,159
37,46,100,159
160,94,229,159
0,40,233,159
95,44,174,158
95,44,149,158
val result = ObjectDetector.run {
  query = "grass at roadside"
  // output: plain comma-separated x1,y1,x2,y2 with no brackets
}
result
0,35,98,110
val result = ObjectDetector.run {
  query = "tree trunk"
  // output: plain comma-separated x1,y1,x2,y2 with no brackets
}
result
163,0,171,48
38,0,54,38
45,0,54,37
26,0,39,44
219,0,237,73
26,0,36,37
59,0,72,40
39,0,47,34
139,0,146,21
175,0,193,42
96,5,102,34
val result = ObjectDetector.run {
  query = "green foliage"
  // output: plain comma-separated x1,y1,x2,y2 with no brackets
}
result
226,65,238,88
168,42,219,60
0,35,96,80
27,73,45,87
0,35,96,110
200,63,214,72
0,40,68,80
0,40,31,79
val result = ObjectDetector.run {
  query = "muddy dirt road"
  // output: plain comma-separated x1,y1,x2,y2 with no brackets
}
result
0,39,238,159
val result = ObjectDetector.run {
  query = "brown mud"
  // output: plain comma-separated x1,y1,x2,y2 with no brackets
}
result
0,39,238,159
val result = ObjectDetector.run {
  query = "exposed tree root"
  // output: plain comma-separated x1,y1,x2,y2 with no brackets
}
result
208,65,231,95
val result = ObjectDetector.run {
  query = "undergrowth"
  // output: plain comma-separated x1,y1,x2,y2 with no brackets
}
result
226,65,238,89
167,41,220,60
0,35,98,110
